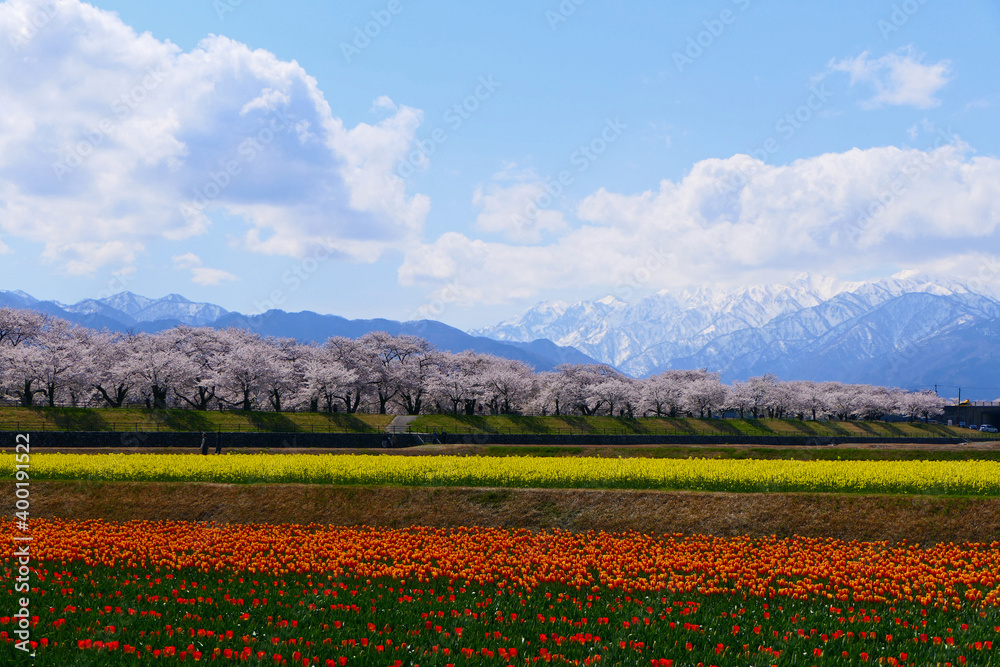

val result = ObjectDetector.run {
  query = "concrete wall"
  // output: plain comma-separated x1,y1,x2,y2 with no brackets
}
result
943,405,1000,428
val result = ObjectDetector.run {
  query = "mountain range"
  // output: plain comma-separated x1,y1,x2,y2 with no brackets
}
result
0,290,599,373
6,274,1000,398
473,274,1000,399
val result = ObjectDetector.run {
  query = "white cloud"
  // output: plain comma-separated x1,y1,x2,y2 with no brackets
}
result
400,144,1000,305
172,252,238,286
827,46,951,109
172,253,202,270
472,167,569,243
0,0,429,275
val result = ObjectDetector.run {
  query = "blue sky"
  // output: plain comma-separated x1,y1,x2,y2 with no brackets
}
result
1,0,998,328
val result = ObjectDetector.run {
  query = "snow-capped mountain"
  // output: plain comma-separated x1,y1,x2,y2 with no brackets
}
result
58,292,229,326
474,274,1000,391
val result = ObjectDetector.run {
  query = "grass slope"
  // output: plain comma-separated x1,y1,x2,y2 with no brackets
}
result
411,413,986,439
0,406,391,432
1,405,991,440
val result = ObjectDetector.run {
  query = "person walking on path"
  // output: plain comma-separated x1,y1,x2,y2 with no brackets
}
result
200,431,208,455
214,431,222,454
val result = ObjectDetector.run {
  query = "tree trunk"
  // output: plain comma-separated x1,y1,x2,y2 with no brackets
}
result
20,379,33,407
95,383,128,408
151,384,168,410
176,387,215,410
338,392,360,414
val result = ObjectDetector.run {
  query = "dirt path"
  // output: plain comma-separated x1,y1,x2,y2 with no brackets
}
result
6,440,1000,456
12,480,1000,545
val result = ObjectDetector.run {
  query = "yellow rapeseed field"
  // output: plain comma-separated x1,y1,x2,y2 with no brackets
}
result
4,452,1000,495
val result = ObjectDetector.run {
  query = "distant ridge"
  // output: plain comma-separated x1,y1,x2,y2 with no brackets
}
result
0,291,601,373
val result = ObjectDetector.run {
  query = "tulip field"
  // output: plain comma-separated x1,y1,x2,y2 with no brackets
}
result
5,452,1000,495
5,449,1000,665
2,519,1000,665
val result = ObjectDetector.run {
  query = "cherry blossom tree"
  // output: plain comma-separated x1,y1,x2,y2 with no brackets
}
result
304,346,359,413
322,337,372,413
356,332,433,414
915,391,948,421
855,385,899,421
480,357,535,415
216,329,280,411
2,343,48,407
725,380,753,418
681,374,728,418
0,308,50,405
824,383,861,420
591,377,640,417
0,307,47,347
527,370,569,415
745,374,779,419
0,305,964,422
786,380,829,421
263,337,310,412
89,331,142,408
397,350,441,415
170,326,229,410
640,371,688,417
553,364,624,415
431,351,487,415
1,317,91,407
129,332,194,409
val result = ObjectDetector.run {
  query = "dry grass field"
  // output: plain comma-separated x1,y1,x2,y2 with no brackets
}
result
14,479,1000,545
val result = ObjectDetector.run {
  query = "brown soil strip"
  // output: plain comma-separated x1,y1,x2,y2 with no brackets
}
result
14,481,1000,545
6,440,1000,456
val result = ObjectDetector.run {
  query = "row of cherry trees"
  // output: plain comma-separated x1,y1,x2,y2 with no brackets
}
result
0,307,948,420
